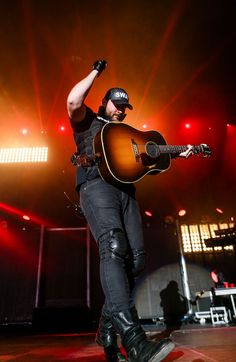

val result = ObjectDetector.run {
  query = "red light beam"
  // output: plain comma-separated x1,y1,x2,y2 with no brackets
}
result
157,34,235,117
136,0,187,119
21,1,43,130
0,202,53,227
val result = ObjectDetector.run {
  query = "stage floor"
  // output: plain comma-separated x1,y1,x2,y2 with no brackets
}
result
0,324,236,361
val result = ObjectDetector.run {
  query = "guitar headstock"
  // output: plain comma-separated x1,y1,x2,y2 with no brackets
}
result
194,144,212,157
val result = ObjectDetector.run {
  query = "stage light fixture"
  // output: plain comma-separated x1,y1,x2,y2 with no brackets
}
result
181,222,234,254
59,125,66,132
21,128,29,135
145,210,153,217
0,146,48,163
178,209,186,217
22,215,31,221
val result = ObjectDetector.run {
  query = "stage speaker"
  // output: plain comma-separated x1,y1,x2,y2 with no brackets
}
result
196,291,212,311
39,228,88,308
0,225,90,327
33,227,91,331
195,290,229,313
0,227,41,324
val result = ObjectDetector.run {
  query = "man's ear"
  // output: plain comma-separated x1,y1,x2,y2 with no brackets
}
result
102,98,107,107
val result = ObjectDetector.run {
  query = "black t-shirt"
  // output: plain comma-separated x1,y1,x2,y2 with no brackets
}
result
70,106,95,133
70,107,102,190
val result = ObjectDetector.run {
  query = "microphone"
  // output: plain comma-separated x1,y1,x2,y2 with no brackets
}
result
117,113,126,121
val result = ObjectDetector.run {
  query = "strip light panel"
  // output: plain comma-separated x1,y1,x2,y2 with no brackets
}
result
181,222,234,253
0,147,48,163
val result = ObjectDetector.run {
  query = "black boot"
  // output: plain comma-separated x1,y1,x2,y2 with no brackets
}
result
112,309,175,362
96,312,127,362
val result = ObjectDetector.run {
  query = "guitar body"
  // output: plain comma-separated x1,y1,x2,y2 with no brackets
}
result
93,122,171,183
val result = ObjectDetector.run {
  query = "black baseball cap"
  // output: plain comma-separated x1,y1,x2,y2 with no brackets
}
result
104,88,133,110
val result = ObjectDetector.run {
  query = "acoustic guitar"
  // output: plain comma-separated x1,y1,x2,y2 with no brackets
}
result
93,122,211,184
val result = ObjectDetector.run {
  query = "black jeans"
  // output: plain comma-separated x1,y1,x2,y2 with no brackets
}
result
80,177,144,313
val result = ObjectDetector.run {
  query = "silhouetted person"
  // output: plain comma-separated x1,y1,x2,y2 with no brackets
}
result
160,281,187,327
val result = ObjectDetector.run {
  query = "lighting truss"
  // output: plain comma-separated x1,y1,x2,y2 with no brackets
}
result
0,147,48,163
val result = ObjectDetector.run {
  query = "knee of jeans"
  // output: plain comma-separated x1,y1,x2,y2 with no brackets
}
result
132,249,146,276
99,228,128,260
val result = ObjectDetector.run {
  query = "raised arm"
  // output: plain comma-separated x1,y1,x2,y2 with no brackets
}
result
67,60,107,123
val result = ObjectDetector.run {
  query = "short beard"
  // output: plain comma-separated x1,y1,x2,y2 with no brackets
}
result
97,105,111,121
97,105,126,122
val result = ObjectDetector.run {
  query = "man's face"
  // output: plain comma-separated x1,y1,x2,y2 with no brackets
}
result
105,99,127,121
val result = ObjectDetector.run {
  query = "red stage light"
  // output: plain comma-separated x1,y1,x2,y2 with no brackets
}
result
185,123,191,129
145,210,153,217
0,202,53,227
216,208,223,214
178,209,186,217
211,270,218,283
23,215,31,221
59,125,66,132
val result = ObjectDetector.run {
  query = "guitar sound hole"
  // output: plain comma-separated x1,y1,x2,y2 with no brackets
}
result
145,142,159,158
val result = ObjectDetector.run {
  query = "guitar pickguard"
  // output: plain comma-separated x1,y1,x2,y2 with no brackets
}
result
131,138,140,162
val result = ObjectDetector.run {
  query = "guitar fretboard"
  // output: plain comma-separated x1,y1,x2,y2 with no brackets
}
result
159,145,192,154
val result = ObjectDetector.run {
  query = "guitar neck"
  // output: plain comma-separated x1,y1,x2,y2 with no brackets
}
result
159,145,198,154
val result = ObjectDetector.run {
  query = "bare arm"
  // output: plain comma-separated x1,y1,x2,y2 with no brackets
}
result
67,70,98,122
67,60,107,123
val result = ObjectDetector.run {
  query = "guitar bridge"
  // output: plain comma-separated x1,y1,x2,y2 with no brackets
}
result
131,139,140,162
